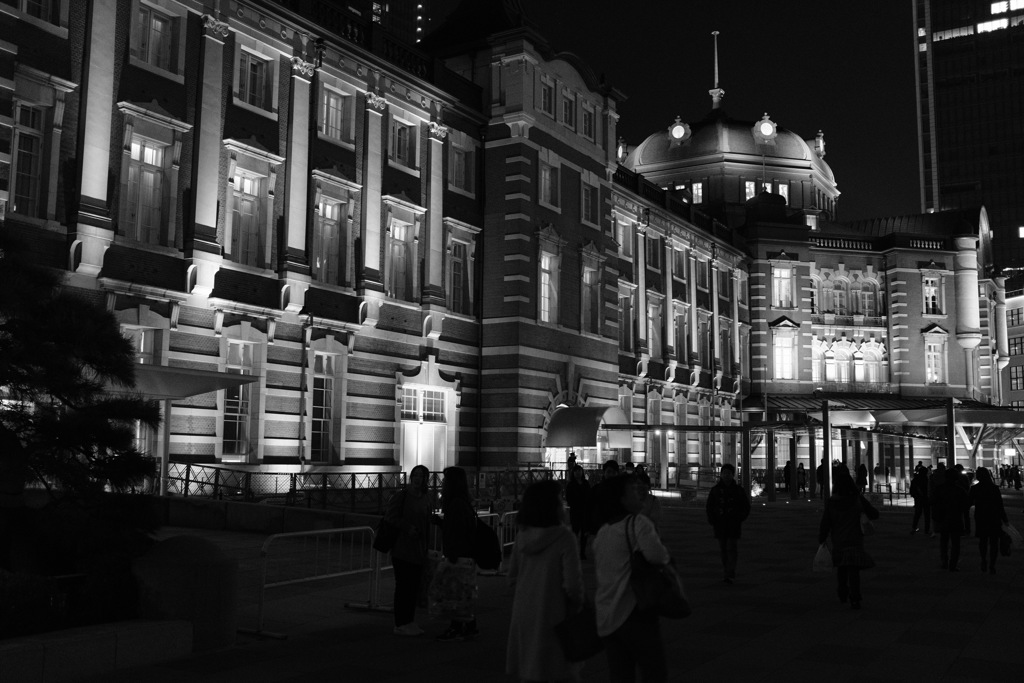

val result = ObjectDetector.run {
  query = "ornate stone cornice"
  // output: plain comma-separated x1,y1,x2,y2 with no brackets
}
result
427,122,448,140
365,92,387,111
291,56,316,78
202,15,230,38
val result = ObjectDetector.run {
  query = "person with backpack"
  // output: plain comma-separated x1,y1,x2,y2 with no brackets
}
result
705,463,751,584
435,466,480,641
384,465,432,636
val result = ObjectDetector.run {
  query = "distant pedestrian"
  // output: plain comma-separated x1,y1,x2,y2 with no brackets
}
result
386,465,432,636
435,466,480,641
593,474,671,682
506,480,584,682
566,451,577,481
856,463,868,494
816,458,826,498
565,464,591,560
932,465,969,571
818,467,879,609
783,460,793,492
968,467,1009,574
910,465,931,535
797,462,808,497
706,463,751,583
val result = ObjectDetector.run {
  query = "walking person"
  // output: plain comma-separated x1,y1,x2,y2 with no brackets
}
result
816,458,827,498
565,464,592,560
706,463,750,584
968,467,1009,574
797,462,808,497
435,466,480,641
910,464,931,534
818,467,879,609
932,465,969,571
506,480,585,682
855,463,869,494
386,465,433,636
593,475,670,682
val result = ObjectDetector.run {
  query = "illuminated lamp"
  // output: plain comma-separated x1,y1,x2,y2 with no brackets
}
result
752,113,778,145
667,116,691,147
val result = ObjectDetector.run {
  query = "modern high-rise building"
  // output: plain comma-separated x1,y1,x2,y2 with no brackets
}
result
913,0,1024,273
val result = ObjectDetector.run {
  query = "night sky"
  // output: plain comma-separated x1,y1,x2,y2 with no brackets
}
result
431,0,921,223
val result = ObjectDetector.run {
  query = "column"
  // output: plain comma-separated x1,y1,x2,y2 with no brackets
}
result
954,236,981,349
280,53,315,312
635,224,648,354
361,92,388,291
711,258,721,376
688,252,699,368
732,270,742,376
995,276,1009,371
422,121,448,306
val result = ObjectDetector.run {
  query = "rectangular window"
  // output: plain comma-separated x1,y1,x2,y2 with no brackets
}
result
1010,337,1024,356
540,251,557,323
389,116,416,167
450,241,469,314
582,104,595,139
13,104,43,218
311,353,335,462
321,88,352,143
421,389,445,422
582,266,601,334
697,259,709,289
692,182,703,204
224,341,254,457
387,220,414,301
647,302,663,359
313,199,342,284
925,340,945,384
124,137,165,244
745,181,756,201
540,163,559,207
673,249,688,289
923,276,942,315
401,386,419,420
123,327,157,365
675,311,690,359
134,4,176,72
777,183,789,204
540,79,554,115
616,218,633,257
449,134,475,194
1009,308,1024,326
774,332,795,380
1009,367,1023,391
238,50,269,110
562,92,575,129
619,292,633,351
646,235,661,271
772,266,794,308
402,386,446,422
231,173,261,266
19,0,59,23
582,183,598,224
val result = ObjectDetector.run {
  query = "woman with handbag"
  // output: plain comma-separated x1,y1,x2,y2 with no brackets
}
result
593,475,670,682
384,465,432,636
968,467,1008,574
506,480,585,682
818,467,879,609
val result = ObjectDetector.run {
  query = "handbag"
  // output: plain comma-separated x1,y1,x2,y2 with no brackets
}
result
1004,523,1023,547
812,543,832,572
553,602,603,662
626,515,691,619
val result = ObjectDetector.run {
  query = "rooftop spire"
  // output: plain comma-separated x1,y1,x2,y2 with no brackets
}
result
709,30,725,109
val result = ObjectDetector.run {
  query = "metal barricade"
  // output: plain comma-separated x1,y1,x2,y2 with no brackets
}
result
243,525,380,638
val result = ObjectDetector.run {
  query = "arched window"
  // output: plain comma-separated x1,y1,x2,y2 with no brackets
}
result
833,347,851,383
811,345,824,383
862,348,883,384
834,279,849,315
861,281,877,317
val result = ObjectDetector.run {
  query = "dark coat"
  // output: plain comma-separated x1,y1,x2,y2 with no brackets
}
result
384,487,431,564
968,481,1008,539
441,497,476,560
932,476,968,533
910,470,929,502
564,478,591,533
706,480,751,539
818,492,879,567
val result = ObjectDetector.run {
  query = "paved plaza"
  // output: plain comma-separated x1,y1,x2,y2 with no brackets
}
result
87,491,1024,683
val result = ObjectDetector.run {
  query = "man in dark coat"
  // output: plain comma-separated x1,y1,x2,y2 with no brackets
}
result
910,464,931,534
706,463,751,583
932,467,969,571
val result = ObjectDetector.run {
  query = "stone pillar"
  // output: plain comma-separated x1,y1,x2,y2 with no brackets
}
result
688,252,699,369
422,121,448,306
995,276,1009,370
635,224,648,354
360,92,388,291
954,236,981,349
732,271,742,375
711,259,721,373
279,53,315,313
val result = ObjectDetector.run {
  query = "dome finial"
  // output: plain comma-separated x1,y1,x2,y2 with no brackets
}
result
709,31,725,109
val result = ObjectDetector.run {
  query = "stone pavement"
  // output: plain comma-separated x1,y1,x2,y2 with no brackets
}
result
87,491,1024,683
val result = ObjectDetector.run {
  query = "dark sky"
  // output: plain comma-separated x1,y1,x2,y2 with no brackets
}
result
431,0,921,223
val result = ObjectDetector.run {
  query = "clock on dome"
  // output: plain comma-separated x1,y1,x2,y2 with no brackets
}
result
667,117,690,146
752,113,778,145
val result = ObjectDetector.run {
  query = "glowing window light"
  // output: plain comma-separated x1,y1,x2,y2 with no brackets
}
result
978,18,1009,32
992,2,1008,14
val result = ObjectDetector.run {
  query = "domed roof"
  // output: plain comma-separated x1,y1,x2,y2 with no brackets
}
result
624,109,835,184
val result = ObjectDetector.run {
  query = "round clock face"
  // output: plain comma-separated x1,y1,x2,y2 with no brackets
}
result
759,122,774,136
671,124,686,139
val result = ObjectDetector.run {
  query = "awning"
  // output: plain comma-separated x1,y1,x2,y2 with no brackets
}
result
546,406,632,448
112,364,258,400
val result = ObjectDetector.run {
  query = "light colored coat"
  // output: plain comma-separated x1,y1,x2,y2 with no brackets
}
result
506,525,584,681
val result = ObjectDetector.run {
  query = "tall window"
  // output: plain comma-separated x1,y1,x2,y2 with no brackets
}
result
673,249,688,287
861,349,883,383
123,137,165,244
562,92,576,129
616,218,633,257
833,348,851,383
582,266,601,334
582,183,598,224
1009,308,1024,326
745,181,757,201
224,341,254,458
311,353,335,462
1010,336,1024,356
540,163,559,208
647,301,663,359
313,199,343,284
387,220,415,301
692,182,703,204
1011,366,1024,391
925,339,945,383
540,251,558,323
450,241,470,314
12,103,43,217
449,133,475,194
772,266,794,308
540,78,554,115
811,346,823,383
777,183,789,204
646,235,662,271
17,0,60,23
231,172,261,266
923,276,943,315
123,327,157,365
582,104,595,139
134,4,174,72
389,116,416,168
773,329,796,380
619,290,633,352
238,50,270,110
834,280,849,315
321,87,352,143
675,310,690,359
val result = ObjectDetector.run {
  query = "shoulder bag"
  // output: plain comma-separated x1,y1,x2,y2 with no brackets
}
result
626,515,691,619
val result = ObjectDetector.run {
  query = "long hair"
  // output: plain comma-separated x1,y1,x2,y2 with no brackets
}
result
408,464,429,494
441,466,470,513
975,467,993,486
832,467,858,496
517,480,563,528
